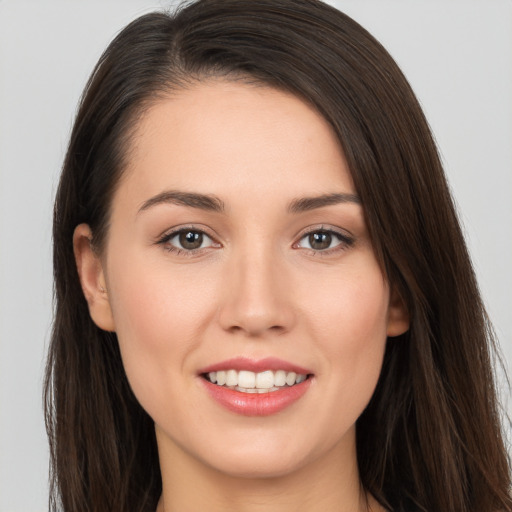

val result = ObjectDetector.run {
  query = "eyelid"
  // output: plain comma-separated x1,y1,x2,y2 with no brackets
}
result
156,225,222,254
293,225,355,253
154,223,354,256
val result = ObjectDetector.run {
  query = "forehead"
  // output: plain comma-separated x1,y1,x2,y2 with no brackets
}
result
117,80,355,210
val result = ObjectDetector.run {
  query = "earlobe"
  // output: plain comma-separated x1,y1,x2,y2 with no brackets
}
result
386,287,410,337
73,224,116,332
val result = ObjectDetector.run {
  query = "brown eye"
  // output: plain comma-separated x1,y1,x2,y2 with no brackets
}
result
179,230,204,250
296,229,352,253
308,232,332,250
162,229,217,253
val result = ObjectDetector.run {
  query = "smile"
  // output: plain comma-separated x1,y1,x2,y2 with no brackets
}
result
205,369,308,393
199,358,314,416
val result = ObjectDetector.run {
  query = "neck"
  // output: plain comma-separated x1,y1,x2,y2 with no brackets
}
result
155,425,381,512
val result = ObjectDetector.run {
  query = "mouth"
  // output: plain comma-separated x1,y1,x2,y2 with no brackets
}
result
198,358,314,416
202,369,310,394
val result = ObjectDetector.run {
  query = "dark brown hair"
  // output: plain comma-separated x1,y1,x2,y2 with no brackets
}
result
45,1,511,511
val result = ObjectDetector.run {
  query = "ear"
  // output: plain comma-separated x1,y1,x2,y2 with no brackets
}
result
386,287,410,337
73,224,116,332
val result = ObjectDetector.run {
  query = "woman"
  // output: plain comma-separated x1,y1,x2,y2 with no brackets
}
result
45,0,512,511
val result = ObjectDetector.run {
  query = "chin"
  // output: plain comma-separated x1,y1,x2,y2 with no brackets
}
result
206,451,309,480
193,429,329,481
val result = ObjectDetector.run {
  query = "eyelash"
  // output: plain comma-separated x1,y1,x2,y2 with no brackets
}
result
294,226,355,255
156,226,219,257
156,226,354,257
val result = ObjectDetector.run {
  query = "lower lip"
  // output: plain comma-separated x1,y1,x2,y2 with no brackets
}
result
201,377,312,416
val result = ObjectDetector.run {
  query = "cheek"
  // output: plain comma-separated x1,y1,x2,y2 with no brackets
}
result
108,246,217,340
105,251,218,409
302,264,389,405
304,262,389,341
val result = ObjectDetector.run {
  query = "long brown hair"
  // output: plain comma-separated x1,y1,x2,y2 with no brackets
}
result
45,1,511,510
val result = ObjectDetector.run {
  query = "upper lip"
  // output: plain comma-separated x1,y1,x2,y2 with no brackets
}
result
198,357,312,375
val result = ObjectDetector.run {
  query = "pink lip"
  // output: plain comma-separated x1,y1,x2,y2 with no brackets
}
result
198,357,314,416
198,357,312,375
201,377,312,416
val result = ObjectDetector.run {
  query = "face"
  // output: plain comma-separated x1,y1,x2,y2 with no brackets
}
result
76,80,408,479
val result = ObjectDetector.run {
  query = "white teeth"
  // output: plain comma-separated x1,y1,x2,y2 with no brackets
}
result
274,370,286,387
285,372,297,386
206,369,308,390
235,386,280,394
226,369,238,386
238,370,256,388
256,370,274,389
235,386,258,393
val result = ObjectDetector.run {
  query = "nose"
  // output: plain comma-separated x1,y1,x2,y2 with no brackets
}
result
217,247,296,337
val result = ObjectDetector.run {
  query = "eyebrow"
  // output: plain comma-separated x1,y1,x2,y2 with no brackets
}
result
287,192,361,213
137,190,361,215
138,190,225,214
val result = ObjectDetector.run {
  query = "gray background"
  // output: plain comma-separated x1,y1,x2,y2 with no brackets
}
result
1,1,511,510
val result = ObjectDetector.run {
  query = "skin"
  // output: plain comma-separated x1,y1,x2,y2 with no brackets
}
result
74,80,409,512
